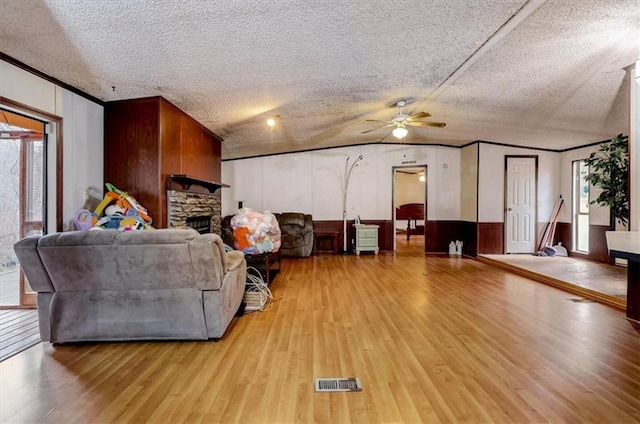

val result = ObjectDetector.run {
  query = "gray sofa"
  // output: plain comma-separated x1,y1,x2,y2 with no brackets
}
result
13,228,246,344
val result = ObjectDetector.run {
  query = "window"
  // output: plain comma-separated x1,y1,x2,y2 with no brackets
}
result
572,160,589,253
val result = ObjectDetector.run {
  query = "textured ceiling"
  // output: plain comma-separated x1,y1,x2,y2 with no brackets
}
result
1,0,639,159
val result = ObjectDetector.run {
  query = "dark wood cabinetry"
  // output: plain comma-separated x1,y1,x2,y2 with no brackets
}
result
104,96,223,228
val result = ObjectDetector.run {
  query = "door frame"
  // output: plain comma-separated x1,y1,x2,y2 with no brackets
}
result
504,155,538,254
19,135,46,307
1,97,63,233
392,165,428,252
1,98,63,309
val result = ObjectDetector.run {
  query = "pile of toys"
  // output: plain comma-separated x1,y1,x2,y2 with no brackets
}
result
231,208,281,254
74,183,154,231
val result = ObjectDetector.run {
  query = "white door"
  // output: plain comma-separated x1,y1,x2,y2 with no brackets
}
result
505,157,536,253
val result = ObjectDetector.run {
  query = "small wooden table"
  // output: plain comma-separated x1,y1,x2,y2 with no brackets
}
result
244,250,281,285
314,231,339,255
606,231,640,322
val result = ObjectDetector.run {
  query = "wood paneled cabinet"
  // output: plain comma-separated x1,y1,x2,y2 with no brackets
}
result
104,96,223,228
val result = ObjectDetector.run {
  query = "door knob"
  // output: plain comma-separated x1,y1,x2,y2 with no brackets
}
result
507,208,513,211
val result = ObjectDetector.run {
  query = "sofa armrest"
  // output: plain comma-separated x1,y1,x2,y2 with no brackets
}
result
189,233,227,291
225,251,245,272
303,214,313,230
14,236,55,293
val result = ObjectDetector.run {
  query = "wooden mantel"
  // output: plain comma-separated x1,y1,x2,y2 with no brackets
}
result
167,174,229,193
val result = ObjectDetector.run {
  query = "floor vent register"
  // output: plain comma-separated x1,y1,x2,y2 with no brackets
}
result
567,298,595,303
315,377,362,392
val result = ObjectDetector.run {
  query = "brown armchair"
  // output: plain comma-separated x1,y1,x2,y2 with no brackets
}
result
273,212,313,257
221,215,235,247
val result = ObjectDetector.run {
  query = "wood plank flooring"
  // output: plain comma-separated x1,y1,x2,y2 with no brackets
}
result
1,241,640,423
1,269,20,305
0,309,39,362
479,254,627,308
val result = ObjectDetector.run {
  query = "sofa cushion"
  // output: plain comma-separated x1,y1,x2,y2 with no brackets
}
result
38,228,197,247
282,233,306,248
37,229,200,292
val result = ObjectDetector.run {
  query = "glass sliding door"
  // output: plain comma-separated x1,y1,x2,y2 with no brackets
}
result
572,160,590,253
0,109,46,308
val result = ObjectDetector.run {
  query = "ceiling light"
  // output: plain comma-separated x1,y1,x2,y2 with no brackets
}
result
419,174,426,182
392,126,408,139
266,117,276,127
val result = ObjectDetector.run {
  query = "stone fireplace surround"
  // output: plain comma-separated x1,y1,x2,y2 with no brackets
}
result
167,189,221,235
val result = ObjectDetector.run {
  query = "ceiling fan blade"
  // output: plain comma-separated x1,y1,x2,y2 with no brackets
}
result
407,111,431,120
361,123,394,134
408,121,446,128
365,119,389,123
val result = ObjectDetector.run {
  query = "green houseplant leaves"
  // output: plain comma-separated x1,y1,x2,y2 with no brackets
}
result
583,134,629,227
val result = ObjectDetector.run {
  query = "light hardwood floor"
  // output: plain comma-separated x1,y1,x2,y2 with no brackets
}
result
1,239,640,423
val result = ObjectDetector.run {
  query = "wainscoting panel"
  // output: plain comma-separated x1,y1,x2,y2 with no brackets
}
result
313,220,394,253
478,222,503,254
316,220,466,254
426,221,462,254
460,221,478,257
478,222,560,255
554,222,611,263
554,222,572,252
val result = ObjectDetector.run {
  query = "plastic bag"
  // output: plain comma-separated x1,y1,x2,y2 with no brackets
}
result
230,208,281,254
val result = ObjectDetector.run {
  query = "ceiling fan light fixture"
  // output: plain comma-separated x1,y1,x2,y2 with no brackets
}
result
392,126,408,139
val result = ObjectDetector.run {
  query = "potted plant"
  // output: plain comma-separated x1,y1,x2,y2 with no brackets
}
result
583,134,629,228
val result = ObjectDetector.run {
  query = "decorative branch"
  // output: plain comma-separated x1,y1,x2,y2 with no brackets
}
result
341,155,363,252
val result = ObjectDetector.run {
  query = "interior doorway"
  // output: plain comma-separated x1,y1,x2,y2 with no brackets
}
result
0,109,46,308
505,156,537,254
393,166,427,252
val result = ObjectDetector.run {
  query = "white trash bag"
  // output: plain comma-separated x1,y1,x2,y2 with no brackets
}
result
230,208,281,254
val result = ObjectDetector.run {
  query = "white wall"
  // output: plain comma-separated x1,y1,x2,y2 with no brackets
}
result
0,60,104,232
395,172,424,206
478,143,560,224
460,143,478,222
222,144,461,222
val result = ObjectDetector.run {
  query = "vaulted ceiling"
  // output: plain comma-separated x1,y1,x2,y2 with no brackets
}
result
1,0,638,159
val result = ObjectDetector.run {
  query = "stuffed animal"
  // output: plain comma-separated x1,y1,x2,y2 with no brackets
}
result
74,183,154,231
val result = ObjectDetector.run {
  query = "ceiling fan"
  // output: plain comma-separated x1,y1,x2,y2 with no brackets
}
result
362,100,446,139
